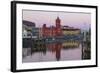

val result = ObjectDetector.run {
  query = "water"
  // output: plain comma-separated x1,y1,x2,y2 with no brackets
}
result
22,39,90,63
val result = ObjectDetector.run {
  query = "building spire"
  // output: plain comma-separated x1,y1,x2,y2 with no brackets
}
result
56,15,61,28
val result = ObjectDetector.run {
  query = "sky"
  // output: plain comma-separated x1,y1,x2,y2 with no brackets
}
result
23,10,91,30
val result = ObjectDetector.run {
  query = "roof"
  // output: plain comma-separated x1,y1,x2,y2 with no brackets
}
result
62,28,80,31
23,20,35,27
62,26,80,30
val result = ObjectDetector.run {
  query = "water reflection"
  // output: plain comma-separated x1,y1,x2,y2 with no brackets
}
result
22,38,90,63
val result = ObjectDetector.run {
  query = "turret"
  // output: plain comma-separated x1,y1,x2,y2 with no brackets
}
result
56,17,61,28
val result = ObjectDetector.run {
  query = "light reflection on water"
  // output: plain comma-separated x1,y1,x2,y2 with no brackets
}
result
22,39,91,63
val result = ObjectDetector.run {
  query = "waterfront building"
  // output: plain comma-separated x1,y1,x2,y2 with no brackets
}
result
62,26,81,36
42,17,81,38
32,28,39,38
42,17,62,38
23,20,35,37
39,28,43,38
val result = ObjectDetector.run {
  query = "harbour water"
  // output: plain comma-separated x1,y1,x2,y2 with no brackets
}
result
22,39,90,63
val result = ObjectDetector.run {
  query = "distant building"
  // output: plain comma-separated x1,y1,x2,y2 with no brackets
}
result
42,17,81,38
62,26,81,36
42,17,62,38
23,17,81,38
23,20,35,37
32,28,39,38
39,28,43,38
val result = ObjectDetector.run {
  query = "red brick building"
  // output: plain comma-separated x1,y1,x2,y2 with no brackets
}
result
42,17,62,37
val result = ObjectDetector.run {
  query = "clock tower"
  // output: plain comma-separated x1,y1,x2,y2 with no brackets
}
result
56,17,61,28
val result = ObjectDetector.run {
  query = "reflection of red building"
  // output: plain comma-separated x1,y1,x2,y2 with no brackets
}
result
46,43,62,61
42,17,62,37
